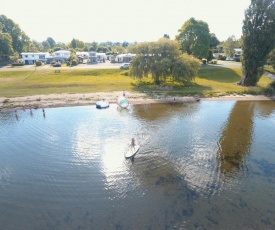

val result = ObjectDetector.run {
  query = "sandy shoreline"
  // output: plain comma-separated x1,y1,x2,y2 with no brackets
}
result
0,91,274,111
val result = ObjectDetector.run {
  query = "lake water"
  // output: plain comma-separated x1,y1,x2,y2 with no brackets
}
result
0,101,275,229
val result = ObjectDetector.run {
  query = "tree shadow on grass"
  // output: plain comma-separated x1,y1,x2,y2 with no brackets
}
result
130,81,213,96
198,65,241,83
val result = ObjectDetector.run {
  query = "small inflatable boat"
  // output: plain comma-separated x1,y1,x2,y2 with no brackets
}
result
96,100,109,109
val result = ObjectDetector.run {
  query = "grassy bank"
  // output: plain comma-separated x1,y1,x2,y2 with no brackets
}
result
0,65,273,98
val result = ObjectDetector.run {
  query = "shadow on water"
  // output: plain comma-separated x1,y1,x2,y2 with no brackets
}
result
131,102,199,121
130,154,198,228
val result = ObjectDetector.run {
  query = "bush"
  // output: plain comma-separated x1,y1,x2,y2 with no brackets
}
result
12,63,24,66
66,61,70,66
269,80,275,89
35,61,42,66
71,60,78,66
218,55,226,60
264,85,275,96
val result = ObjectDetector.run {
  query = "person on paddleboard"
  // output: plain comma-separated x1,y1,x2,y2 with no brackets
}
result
131,138,135,147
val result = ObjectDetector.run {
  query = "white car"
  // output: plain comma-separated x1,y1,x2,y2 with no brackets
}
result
120,63,130,69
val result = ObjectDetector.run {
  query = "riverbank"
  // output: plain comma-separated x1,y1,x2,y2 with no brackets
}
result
0,91,274,111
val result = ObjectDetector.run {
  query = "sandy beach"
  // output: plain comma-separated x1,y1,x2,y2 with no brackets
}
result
0,91,274,111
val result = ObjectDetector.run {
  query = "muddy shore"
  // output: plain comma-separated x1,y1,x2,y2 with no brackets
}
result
0,91,274,111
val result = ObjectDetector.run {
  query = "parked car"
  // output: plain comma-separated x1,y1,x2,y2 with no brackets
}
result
120,63,130,69
53,62,61,67
226,57,235,61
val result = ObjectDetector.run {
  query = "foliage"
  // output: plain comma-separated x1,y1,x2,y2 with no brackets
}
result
69,38,86,50
0,32,13,57
54,47,62,52
264,80,275,96
46,37,56,48
89,42,98,51
97,46,110,53
122,41,129,48
0,15,31,54
12,63,24,66
270,80,275,89
35,60,42,66
176,17,211,59
222,35,238,57
42,41,50,51
112,45,126,54
130,38,201,85
31,40,43,52
67,52,78,66
71,38,77,49
267,48,275,70
210,33,220,48
240,0,275,86
218,55,226,60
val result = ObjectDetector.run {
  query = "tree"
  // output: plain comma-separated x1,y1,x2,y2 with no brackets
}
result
240,0,275,86
130,38,201,85
176,17,211,59
122,41,129,48
89,42,98,51
46,37,56,48
71,38,77,49
55,42,66,49
113,45,126,54
32,40,43,51
42,41,50,51
69,38,86,50
97,46,110,53
0,33,13,57
210,33,220,48
267,48,275,70
222,35,238,57
0,15,31,54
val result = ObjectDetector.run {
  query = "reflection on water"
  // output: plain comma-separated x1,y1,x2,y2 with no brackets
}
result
217,101,255,176
0,101,275,229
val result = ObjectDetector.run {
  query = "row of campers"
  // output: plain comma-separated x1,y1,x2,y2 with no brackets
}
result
21,50,135,65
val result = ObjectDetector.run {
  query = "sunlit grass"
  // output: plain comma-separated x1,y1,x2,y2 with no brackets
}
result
0,65,273,98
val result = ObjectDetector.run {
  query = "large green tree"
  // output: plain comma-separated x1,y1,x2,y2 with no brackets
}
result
0,15,31,54
210,33,220,48
42,40,50,51
240,0,275,86
46,37,56,48
130,38,201,85
267,48,275,70
176,17,211,59
0,33,13,57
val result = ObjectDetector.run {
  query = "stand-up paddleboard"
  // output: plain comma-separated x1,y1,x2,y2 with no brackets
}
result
125,145,140,158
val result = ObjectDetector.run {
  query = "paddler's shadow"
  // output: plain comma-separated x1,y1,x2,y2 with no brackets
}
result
131,156,135,163
129,154,197,199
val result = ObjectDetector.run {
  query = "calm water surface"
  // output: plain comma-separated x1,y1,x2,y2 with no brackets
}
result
0,101,275,229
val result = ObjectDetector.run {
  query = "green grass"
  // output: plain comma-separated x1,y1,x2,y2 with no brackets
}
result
0,65,273,98
264,65,275,74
